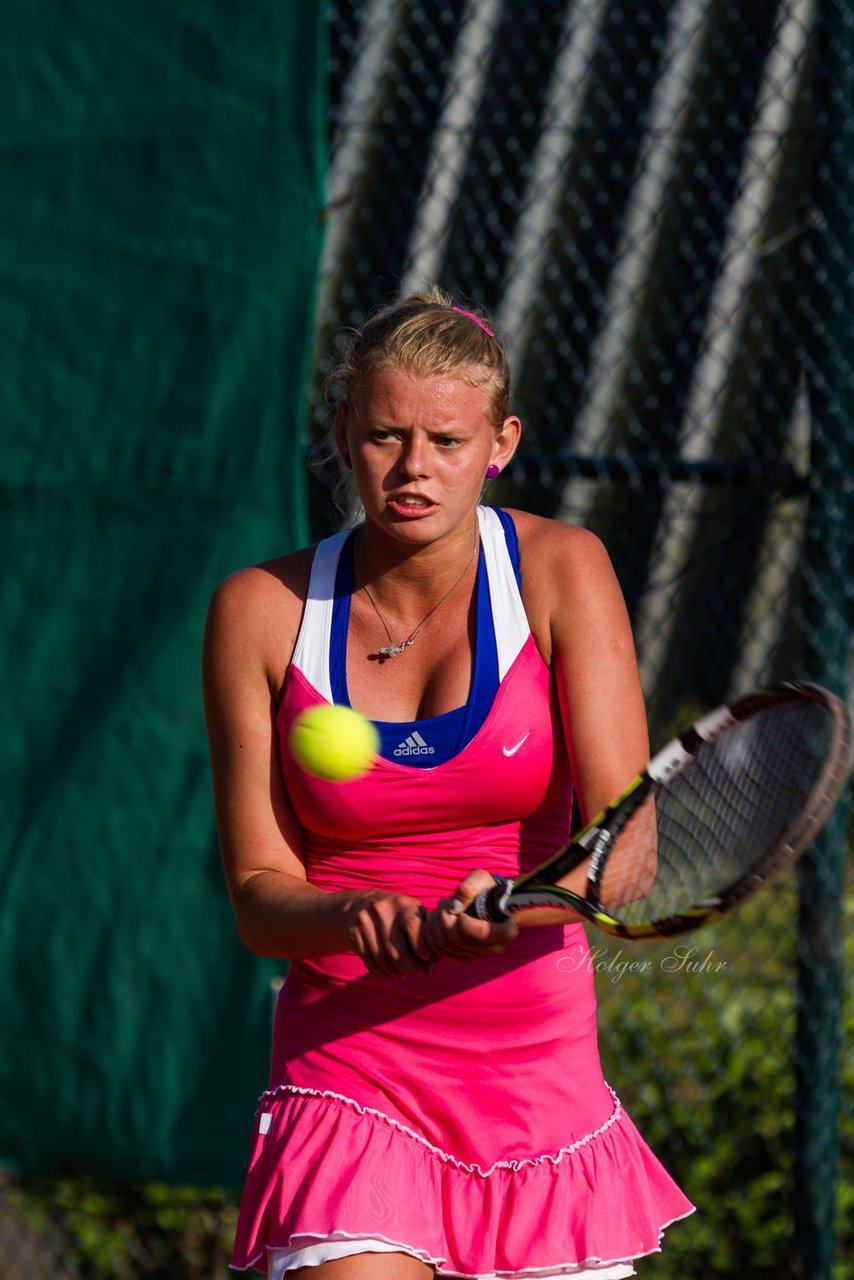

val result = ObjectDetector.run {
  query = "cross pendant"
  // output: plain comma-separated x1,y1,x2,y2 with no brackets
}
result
378,640,413,658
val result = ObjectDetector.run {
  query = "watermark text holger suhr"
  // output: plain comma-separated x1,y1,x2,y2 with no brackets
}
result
557,943,727,984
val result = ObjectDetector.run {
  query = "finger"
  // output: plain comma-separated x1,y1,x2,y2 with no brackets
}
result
430,938,509,962
442,933,514,957
442,907,518,954
368,904,428,978
402,910,434,965
346,923,364,959
425,900,476,950
421,918,497,961
449,896,518,944
421,893,513,959
389,920,429,974
350,929,389,979
479,918,517,945
420,907,449,956
356,909,401,979
448,869,507,912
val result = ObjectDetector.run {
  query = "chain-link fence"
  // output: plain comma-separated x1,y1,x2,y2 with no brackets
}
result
5,2,852,1276
310,2,854,1277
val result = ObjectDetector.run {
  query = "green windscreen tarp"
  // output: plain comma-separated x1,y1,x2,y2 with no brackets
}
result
0,5,327,1186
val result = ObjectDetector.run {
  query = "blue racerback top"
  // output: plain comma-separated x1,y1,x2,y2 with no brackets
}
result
329,509,521,767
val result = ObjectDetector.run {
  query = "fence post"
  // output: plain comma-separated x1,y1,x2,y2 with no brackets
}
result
793,2,854,1274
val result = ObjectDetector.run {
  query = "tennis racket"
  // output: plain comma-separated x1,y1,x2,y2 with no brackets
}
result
468,681,852,940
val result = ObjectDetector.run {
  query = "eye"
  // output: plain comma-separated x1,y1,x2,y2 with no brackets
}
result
435,435,463,448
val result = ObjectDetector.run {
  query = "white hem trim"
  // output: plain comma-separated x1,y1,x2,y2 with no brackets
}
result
237,1213,695,1276
256,1082,623,1176
266,1233,637,1278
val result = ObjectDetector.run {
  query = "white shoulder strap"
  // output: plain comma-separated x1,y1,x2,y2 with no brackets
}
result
290,531,350,703
477,506,530,679
293,515,529,696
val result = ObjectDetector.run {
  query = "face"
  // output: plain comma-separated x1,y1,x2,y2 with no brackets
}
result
335,366,520,546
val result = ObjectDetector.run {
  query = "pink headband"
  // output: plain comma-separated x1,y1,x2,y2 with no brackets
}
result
452,306,494,337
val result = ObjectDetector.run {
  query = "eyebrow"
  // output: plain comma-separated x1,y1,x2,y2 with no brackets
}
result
366,417,472,433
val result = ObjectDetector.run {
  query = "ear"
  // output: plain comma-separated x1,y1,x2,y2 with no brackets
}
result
334,401,352,468
491,415,522,471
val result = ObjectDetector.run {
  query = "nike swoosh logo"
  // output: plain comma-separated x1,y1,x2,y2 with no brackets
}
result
503,734,530,757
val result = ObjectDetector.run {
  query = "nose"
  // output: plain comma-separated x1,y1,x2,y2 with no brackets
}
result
398,435,428,478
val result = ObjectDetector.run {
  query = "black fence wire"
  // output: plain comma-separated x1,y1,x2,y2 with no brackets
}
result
308,3,854,1278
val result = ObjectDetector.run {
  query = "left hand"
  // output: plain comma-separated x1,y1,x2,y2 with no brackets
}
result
421,869,518,962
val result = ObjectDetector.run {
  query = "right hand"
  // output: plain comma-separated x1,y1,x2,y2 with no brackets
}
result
343,891,433,979
421,869,518,962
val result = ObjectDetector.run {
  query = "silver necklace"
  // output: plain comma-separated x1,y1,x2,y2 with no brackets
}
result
354,524,478,659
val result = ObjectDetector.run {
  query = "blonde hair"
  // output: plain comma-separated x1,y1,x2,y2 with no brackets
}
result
328,286,511,425
321,287,511,522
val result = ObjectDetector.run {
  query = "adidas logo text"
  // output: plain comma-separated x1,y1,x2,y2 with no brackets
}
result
394,730,435,757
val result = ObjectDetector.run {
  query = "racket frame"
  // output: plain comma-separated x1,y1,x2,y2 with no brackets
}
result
472,682,852,940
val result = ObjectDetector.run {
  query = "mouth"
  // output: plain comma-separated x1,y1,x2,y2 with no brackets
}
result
388,493,437,518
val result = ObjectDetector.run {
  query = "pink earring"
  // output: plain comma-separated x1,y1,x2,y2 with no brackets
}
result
485,464,500,480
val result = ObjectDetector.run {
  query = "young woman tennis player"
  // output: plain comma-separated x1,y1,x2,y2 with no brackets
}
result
203,288,693,1279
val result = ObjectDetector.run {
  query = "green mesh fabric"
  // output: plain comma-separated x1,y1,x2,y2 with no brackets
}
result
0,5,326,1184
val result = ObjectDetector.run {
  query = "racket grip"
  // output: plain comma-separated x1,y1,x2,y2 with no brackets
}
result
466,879,511,922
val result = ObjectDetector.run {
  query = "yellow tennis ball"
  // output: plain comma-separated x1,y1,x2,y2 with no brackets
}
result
289,704,380,782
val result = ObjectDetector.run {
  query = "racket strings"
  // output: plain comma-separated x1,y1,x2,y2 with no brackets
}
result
600,701,835,925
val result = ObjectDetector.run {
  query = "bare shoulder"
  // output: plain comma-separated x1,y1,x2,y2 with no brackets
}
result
505,508,618,597
203,546,316,695
508,509,610,570
502,509,627,661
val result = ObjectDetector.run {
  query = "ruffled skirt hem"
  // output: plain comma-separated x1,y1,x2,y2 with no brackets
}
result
230,1085,694,1276
260,1231,662,1277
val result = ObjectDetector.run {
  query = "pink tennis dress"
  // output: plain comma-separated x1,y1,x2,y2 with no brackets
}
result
230,507,693,1279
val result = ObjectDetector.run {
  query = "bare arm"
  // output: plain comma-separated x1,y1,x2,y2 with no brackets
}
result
424,515,654,937
544,525,649,820
541,518,654,905
492,513,652,913
202,564,430,975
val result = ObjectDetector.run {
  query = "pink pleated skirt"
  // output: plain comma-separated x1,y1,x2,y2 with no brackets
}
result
230,926,694,1277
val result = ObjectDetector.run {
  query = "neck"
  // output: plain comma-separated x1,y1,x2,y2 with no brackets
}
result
353,516,480,661
355,516,479,599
